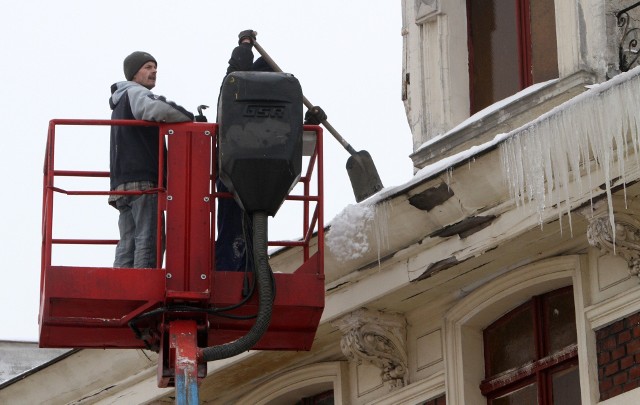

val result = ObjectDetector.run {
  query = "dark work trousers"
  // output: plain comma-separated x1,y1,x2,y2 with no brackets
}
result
215,178,253,271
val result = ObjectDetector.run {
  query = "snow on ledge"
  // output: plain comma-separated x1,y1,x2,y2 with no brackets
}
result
327,66,640,262
416,79,559,153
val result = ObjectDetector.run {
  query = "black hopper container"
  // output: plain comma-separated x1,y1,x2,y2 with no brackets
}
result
218,71,304,216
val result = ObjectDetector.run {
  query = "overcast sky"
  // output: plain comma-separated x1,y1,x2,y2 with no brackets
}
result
0,1,412,342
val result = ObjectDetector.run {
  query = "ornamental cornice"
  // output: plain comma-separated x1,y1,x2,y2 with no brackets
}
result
585,201,640,280
332,308,408,390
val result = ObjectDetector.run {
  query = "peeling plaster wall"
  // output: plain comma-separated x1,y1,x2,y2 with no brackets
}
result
401,0,469,151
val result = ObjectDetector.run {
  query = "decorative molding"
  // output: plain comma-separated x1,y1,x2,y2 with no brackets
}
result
416,329,443,370
415,0,440,24
586,213,640,280
332,308,408,391
368,370,445,405
238,362,349,405
585,284,640,329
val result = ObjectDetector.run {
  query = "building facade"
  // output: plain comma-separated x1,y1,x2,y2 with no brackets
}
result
4,0,640,403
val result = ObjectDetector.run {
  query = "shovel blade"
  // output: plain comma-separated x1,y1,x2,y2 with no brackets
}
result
346,150,384,202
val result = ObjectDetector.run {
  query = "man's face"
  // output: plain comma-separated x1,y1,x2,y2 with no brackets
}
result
133,61,157,90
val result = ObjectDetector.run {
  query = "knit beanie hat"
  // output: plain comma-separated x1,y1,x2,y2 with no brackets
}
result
123,51,157,81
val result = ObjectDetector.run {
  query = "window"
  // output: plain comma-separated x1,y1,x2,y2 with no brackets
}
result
294,390,334,405
467,0,559,113
481,287,580,404
237,362,345,405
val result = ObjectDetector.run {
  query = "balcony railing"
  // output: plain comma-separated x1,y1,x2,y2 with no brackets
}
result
617,1,640,71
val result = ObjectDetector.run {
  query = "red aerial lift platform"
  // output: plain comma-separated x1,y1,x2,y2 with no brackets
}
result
39,119,324,392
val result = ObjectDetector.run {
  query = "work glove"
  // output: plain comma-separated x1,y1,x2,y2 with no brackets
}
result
304,106,327,125
238,29,257,45
195,105,208,122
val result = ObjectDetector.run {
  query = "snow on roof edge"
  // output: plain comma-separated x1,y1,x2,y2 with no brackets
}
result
359,66,640,208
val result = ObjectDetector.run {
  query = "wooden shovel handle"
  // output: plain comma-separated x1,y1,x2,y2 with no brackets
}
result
253,41,357,155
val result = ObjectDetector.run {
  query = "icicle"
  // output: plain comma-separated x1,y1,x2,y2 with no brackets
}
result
444,167,454,192
373,201,391,266
499,68,640,244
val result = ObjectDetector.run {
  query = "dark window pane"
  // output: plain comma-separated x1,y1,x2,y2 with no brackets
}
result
468,0,558,113
491,383,538,405
482,288,578,403
545,289,577,354
295,390,334,405
468,0,520,113
552,365,580,405
485,304,536,376
529,0,559,83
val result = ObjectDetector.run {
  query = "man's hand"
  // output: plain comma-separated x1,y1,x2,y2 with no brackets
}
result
304,106,327,125
195,105,208,122
238,30,257,45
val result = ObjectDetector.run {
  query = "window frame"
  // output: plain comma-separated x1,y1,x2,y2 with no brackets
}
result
466,0,558,113
237,362,348,405
480,287,579,404
443,256,586,404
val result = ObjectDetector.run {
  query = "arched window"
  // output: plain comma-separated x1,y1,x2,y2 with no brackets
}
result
238,362,347,405
444,256,585,404
467,0,559,113
294,389,334,405
481,287,580,404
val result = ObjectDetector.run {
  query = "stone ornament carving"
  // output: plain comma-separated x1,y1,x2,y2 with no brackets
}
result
587,214,640,278
416,0,440,24
332,308,408,390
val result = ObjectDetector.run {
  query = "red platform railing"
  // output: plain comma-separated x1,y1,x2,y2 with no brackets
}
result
39,119,324,354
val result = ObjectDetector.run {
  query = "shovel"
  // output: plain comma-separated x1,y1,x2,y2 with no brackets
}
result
253,41,384,202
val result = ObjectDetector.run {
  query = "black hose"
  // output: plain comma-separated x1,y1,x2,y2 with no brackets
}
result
201,211,273,361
